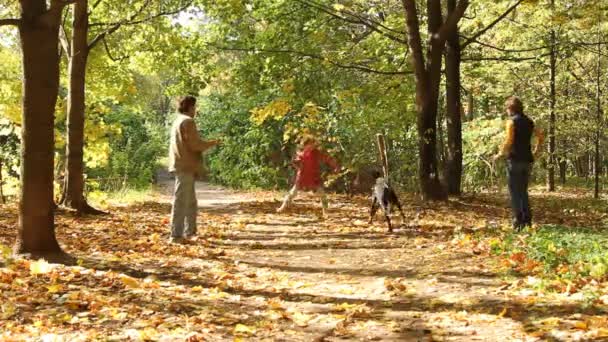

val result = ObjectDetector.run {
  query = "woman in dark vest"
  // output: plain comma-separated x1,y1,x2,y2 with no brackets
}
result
494,96,544,231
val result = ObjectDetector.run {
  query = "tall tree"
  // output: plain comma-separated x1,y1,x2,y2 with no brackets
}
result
445,0,525,196
593,20,602,199
1,0,74,259
59,0,192,213
401,0,468,200
547,0,557,191
444,0,463,196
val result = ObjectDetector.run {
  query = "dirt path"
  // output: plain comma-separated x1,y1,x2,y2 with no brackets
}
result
155,181,548,341
2,181,598,340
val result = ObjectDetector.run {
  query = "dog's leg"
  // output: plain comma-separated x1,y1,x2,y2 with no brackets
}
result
394,196,406,222
369,197,378,224
385,213,393,233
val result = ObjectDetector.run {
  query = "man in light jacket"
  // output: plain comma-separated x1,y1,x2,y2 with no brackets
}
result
168,95,219,243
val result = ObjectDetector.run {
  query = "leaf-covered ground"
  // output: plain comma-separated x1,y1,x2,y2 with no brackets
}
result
1,182,607,341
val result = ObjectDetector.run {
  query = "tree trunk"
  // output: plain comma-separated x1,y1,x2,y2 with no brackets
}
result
61,0,102,214
466,91,474,120
445,0,463,196
0,160,4,204
594,40,602,199
559,158,567,185
14,0,65,259
437,92,446,169
593,47,602,199
401,0,468,201
418,96,447,200
547,2,556,191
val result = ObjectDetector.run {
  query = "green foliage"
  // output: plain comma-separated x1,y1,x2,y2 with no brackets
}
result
88,110,166,190
462,117,505,190
497,225,608,281
2,0,607,195
197,93,286,189
0,119,19,175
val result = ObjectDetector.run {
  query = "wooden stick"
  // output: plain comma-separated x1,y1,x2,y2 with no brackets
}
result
376,133,389,179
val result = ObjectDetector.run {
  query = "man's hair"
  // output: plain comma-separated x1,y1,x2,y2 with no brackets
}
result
177,95,197,114
505,96,524,114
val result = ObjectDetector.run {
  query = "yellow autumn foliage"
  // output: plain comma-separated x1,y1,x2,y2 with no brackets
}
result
250,98,292,125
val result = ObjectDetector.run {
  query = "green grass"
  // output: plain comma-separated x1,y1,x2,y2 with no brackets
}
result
87,186,158,207
494,225,608,281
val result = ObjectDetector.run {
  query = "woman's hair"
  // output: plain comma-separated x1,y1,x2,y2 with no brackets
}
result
505,96,524,114
177,95,197,114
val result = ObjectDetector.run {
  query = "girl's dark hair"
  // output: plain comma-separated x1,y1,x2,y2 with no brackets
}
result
177,95,197,114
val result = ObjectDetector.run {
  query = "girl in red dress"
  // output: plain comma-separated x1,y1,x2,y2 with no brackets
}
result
277,137,339,216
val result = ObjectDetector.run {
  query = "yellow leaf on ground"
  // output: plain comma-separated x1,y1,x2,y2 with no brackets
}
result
596,328,608,337
30,259,53,275
573,321,588,330
120,275,140,288
291,312,313,327
47,284,63,293
334,302,357,312
234,323,256,336
1,302,16,319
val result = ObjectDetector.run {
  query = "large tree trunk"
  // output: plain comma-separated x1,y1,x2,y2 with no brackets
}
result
0,160,4,204
466,91,474,120
547,0,556,191
418,95,447,200
401,0,468,201
594,38,602,199
445,0,463,196
558,158,567,185
14,0,66,259
61,0,103,214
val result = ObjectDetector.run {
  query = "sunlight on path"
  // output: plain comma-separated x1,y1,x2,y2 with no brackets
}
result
2,181,597,340
156,180,542,341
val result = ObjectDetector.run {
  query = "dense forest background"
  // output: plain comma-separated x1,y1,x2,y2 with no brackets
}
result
1,0,606,202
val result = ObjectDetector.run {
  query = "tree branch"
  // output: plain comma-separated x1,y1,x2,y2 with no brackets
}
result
466,38,549,53
89,0,104,15
88,0,192,49
0,18,21,27
39,0,80,27
300,0,406,35
103,37,130,62
401,0,426,80
211,44,411,76
462,53,550,62
50,0,79,10
59,23,72,59
295,0,407,44
436,0,469,46
461,0,524,49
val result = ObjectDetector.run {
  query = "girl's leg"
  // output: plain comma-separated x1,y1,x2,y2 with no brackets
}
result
277,185,298,212
315,187,328,216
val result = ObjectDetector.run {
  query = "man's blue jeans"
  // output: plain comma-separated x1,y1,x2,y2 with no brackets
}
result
170,172,197,238
507,161,532,229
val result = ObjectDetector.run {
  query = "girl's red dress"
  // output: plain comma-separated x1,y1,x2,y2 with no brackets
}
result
294,145,338,190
